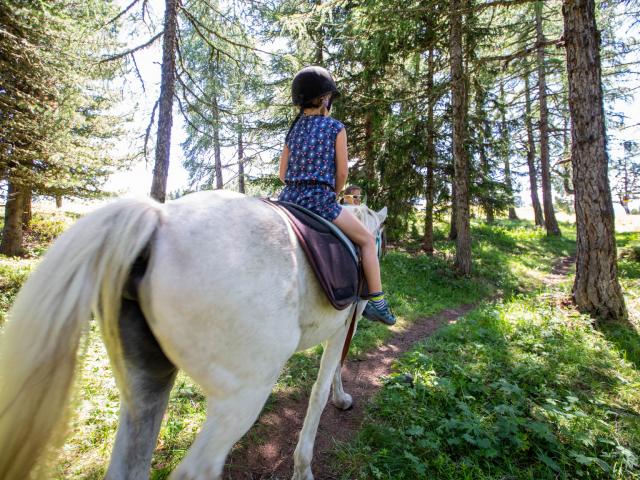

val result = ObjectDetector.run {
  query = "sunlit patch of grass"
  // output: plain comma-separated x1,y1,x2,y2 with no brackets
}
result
54,323,118,479
336,296,640,480
0,256,36,325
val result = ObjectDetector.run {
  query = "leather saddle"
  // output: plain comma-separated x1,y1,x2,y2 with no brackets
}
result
263,199,365,310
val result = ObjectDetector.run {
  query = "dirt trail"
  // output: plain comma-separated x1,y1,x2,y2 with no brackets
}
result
224,256,576,480
545,255,576,285
224,302,480,480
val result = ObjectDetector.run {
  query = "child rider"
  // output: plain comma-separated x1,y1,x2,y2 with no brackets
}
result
278,66,395,326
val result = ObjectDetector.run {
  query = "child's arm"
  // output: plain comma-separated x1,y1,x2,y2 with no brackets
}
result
279,144,290,183
335,128,348,194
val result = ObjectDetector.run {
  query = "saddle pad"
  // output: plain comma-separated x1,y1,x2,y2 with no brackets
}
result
263,199,362,310
280,201,358,263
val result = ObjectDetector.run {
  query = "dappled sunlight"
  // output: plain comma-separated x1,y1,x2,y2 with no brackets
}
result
341,296,640,479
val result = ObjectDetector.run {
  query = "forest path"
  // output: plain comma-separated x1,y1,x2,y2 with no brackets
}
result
223,256,576,480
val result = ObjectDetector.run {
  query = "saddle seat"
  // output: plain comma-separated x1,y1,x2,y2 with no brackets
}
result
264,199,364,310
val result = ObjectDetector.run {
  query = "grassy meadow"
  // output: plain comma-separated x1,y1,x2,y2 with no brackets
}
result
0,207,638,479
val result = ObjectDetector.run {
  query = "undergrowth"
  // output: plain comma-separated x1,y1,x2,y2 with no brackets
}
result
335,296,640,479
333,227,640,480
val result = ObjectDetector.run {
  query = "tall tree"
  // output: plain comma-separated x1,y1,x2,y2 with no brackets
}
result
423,46,437,254
499,82,518,220
612,141,640,214
562,0,627,321
451,0,471,274
238,121,246,194
150,0,178,202
535,1,561,236
523,68,545,226
1,0,126,255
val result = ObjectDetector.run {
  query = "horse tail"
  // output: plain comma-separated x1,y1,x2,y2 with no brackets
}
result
0,198,165,479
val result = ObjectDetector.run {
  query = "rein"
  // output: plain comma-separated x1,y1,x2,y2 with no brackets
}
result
340,251,365,365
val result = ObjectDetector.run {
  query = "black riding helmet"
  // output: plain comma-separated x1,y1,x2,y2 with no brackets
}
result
291,66,340,107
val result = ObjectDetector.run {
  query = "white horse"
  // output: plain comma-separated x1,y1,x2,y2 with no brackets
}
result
0,190,387,480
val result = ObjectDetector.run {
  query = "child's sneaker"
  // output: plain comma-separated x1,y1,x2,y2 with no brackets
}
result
363,302,396,326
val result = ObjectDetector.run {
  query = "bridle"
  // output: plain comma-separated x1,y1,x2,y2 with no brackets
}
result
375,226,384,259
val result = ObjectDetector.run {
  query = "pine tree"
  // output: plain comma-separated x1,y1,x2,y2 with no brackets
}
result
1,0,127,255
563,0,627,321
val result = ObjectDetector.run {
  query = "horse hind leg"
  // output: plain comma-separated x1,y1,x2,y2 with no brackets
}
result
105,299,178,480
169,378,276,480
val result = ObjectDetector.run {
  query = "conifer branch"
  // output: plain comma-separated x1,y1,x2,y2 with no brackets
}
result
180,6,275,57
100,31,163,63
480,38,564,65
130,53,146,92
144,99,159,161
107,0,141,25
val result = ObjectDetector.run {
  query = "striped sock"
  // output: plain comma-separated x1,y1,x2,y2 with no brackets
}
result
369,292,388,310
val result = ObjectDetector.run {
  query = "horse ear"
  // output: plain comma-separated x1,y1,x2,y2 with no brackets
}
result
377,207,388,223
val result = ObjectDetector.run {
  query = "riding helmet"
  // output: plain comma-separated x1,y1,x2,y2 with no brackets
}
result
291,66,340,106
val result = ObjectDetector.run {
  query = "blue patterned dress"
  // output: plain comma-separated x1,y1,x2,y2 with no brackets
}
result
279,115,345,221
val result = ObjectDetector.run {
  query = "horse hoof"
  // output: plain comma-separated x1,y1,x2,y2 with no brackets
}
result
292,470,314,480
333,393,353,411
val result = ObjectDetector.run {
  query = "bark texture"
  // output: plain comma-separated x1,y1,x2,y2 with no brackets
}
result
423,47,435,255
450,0,471,274
476,82,494,224
21,186,32,228
449,179,458,241
0,180,25,256
150,0,178,203
363,112,376,182
524,69,545,226
563,0,627,321
238,124,245,194
499,84,518,220
213,96,223,190
536,2,561,236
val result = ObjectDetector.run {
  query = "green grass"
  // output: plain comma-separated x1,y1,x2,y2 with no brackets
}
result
0,257,34,324
599,231,640,369
336,296,640,479
332,227,640,480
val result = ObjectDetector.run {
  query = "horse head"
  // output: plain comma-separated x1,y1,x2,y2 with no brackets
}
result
344,204,387,257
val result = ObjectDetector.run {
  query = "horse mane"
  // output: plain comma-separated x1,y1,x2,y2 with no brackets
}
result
342,204,381,232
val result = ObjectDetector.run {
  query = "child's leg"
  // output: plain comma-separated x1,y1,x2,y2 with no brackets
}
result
333,208,382,293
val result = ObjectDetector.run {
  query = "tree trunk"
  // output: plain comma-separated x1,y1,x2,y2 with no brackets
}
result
314,0,324,64
213,96,223,190
475,82,494,223
364,111,376,182
620,197,631,215
21,186,32,228
524,68,545,226
150,0,178,203
55,194,63,208
536,1,561,236
423,47,435,255
451,0,471,274
563,0,627,321
0,180,25,256
448,178,458,240
238,123,245,194
560,117,576,196
499,83,518,220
